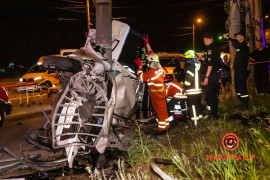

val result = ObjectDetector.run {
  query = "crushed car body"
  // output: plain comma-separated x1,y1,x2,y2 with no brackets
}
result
42,20,145,167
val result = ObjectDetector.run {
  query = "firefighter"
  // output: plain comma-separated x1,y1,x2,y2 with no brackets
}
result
197,34,220,119
224,32,249,109
183,50,203,125
134,54,170,134
166,81,187,124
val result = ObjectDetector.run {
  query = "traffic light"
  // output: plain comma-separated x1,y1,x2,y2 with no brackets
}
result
218,36,222,40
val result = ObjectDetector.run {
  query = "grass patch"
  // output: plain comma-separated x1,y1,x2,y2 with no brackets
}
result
125,94,270,179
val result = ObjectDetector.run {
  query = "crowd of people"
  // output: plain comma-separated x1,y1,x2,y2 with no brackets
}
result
133,32,270,137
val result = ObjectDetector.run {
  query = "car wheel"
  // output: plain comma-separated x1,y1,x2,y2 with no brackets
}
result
42,56,82,73
0,109,4,128
42,81,52,88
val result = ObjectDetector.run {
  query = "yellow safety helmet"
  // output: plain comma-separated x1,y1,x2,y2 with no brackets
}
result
147,53,159,63
184,50,195,58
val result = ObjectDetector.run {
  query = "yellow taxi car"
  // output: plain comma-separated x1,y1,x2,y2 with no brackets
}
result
19,56,60,87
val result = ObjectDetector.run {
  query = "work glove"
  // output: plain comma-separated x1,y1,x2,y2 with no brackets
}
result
134,58,142,67
143,38,149,45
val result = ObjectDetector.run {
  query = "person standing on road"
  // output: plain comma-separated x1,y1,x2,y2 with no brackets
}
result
197,33,220,119
224,32,249,109
250,40,270,95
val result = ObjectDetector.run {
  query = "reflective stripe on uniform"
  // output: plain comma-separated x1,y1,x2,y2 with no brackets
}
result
186,91,201,95
166,116,174,122
186,89,202,93
175,93,184,96
187,70,194,76
174,95,188,99
191,117,200,120
184,81,191,86
195,69,199,89
151,71,163,80
241,95,249,98
150,84,165,92
192,105,196,117
148,82,164,87
158,125,166,129
158,121,166,125
166,82,173,96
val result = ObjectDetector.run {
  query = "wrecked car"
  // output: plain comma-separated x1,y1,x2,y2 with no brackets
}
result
42,20,146,167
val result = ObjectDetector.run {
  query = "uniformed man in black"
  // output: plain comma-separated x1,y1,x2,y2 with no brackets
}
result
197,33,220,119
250,39,270,94
224,32,249,109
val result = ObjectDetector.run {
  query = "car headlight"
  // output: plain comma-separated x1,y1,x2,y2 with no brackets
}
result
19,78,23,82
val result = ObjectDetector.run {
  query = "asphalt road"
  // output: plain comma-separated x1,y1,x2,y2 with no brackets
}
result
0,89,53,156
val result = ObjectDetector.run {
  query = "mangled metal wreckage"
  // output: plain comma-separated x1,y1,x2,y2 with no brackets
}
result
43,20,145,167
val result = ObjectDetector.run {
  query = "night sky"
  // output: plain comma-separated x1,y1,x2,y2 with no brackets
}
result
1,0,268,69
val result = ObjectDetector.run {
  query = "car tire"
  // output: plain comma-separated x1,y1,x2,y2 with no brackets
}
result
0,109,4,128
41,81,52,89
42,56,82,73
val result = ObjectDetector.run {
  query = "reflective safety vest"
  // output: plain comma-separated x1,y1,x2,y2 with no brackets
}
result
137,67,165,92
184,61,202,95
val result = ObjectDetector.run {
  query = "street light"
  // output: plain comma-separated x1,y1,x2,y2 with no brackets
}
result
193,18,202,50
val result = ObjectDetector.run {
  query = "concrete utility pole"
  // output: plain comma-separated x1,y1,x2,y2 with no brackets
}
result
95,0,112,65
86,0,91,31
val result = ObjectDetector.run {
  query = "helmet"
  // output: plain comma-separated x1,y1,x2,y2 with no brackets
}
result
184,50,195,58
147,53,159,63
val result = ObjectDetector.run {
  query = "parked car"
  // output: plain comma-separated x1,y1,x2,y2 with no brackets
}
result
0,86,12,127
18,56,60,88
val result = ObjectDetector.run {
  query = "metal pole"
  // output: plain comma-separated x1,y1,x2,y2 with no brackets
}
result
96,0,112,65
193,23,195,50
86,0,91,31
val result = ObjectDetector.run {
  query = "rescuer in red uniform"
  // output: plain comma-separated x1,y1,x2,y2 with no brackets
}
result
134,38,186,134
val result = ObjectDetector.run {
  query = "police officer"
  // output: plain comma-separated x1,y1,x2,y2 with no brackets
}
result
250,39,270,94
197,33,220,119
224,32,249,109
